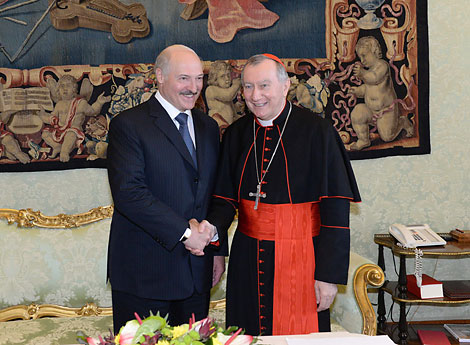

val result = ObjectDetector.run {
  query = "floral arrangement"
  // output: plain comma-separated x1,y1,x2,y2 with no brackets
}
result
78,313,254,345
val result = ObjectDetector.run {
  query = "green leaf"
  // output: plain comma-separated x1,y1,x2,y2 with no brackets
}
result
223,326,239,335
189,330,200,340
132,315,167,343
183,334,192,345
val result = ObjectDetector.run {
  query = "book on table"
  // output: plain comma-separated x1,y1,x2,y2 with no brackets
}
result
407,274,443,299
417,329,451,345
443,280,470,299
444,324,470,343
450,229,470,242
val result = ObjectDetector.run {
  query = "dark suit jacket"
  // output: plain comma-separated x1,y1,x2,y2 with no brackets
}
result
107,95,220,300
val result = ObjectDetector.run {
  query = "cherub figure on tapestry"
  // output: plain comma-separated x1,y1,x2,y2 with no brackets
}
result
205,61,241,136
348,36,414,150
39,75,111,162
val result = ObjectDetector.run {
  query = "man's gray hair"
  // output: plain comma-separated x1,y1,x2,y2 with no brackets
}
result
241,54,289,84
154,45,199,78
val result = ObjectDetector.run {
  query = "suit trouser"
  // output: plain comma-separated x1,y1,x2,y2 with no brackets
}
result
111,289,210,333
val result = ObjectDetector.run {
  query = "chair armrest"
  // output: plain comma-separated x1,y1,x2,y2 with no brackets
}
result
330,252,384,335
353,263,385,335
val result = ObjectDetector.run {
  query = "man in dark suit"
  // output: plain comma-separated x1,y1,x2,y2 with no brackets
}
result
107,45,224,333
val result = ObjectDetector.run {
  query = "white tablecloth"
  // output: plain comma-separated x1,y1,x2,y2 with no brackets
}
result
258,332,395,345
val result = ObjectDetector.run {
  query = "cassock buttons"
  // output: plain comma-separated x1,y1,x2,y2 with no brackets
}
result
194,178,199,183
258,244,268,333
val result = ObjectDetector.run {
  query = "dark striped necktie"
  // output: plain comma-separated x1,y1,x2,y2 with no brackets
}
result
175,112,197,167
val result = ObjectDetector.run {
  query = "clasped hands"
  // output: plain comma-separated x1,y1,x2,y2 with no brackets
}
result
184,219,216,256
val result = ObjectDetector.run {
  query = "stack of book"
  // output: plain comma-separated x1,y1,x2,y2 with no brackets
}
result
444,324,470,343
450,229,470,242
443,280,470,299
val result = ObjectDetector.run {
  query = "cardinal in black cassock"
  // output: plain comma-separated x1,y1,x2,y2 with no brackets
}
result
206,54,361,336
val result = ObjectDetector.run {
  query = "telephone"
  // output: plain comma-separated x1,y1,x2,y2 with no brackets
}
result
389,223,446,248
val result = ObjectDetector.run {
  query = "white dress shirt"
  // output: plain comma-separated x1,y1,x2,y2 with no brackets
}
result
155,91,196,148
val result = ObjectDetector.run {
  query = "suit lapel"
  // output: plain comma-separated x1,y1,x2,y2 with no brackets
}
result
193,110,206,173
147,96,197,170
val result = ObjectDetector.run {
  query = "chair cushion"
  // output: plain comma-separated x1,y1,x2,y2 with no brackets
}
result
0,315,113,345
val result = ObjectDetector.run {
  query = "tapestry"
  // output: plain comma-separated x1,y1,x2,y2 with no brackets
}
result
0,0,429,171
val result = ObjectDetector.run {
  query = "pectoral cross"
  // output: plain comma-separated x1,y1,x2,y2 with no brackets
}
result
249,183,266,210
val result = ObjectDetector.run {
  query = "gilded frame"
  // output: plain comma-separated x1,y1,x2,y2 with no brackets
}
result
0,205,114,228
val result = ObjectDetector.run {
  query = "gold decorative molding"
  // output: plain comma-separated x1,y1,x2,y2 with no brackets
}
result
209,298,225,310
353,263,385,336
0,205,114,228
0,302,112,322
0,300,224,323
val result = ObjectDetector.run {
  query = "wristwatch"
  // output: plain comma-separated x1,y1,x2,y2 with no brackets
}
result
181,228,192,242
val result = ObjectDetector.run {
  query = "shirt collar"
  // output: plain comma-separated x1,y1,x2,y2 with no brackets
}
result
256,100,287,127
155,91,191,121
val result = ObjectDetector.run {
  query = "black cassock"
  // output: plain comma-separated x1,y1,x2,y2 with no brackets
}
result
207,103,361,335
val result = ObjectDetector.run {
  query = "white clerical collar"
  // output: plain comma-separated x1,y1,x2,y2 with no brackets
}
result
155,91,192,121
256,101,286,127
258,118,273,127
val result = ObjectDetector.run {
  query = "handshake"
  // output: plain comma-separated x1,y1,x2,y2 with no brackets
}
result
184,219,217,256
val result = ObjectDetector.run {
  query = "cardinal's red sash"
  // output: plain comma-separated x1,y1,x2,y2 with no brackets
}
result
238,200,320,335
